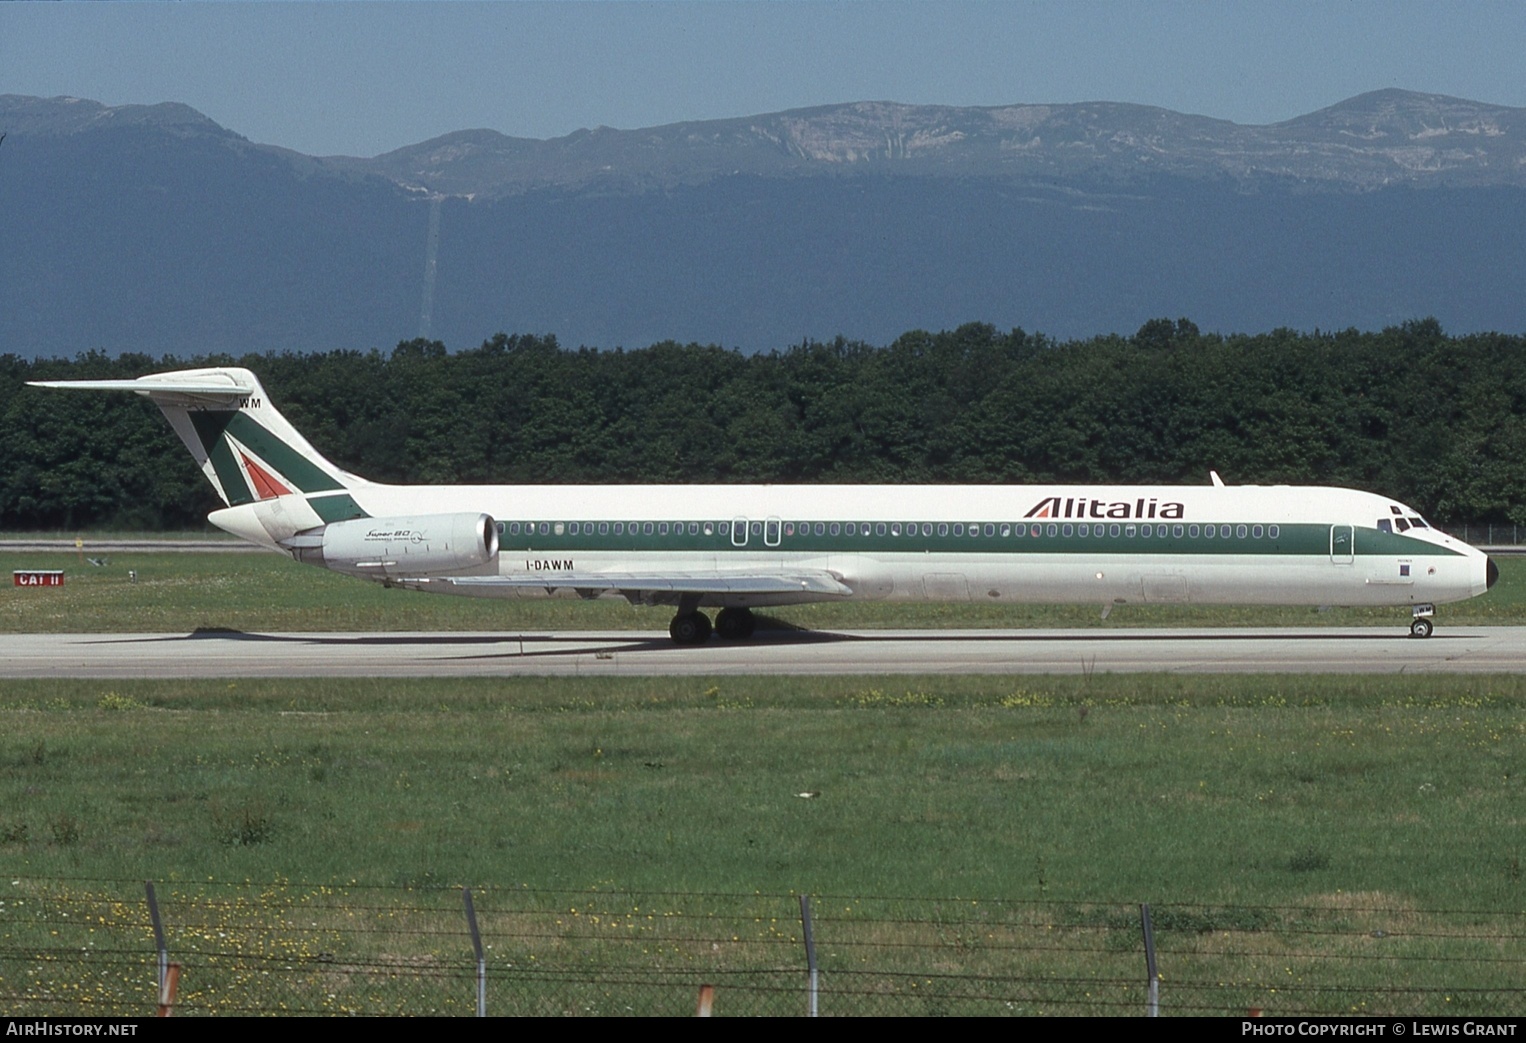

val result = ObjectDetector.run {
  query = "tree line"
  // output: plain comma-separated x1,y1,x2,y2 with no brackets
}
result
4,318,1524,530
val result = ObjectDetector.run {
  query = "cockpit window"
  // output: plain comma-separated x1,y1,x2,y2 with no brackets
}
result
1377,519,1392,533
1394,518,1411,532
1409,518,1428,529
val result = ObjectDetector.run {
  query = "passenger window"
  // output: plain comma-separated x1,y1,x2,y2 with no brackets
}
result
1000,524,1011,537
1077,524,1088,537
1269,525,1279,538
876,522,887,536
815,522,826,536
1062,524,1073,537
1236,525,1247,539
1220,525,1231,539
1173,525,1184,538
1046,524,1058,537
1188,525,1199,538
1140,524,1151,538
717,522,728,536
829,523,841,536
1252,525,1263,539
1204,526,1215,539
1125,524,1136,538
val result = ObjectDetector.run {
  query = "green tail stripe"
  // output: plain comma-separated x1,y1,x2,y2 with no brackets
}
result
309,493,369,522
189,412,254,506
224,414,345,495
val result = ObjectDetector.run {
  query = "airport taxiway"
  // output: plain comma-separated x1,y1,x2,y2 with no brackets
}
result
4,626,1526,678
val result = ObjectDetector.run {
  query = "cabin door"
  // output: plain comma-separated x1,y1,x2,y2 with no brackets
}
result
1329,525,1354,565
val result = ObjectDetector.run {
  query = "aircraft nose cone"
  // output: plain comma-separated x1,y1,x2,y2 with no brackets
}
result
1487,556,1500,590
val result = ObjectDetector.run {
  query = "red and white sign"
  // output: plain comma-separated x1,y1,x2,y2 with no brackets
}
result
13,570,64,587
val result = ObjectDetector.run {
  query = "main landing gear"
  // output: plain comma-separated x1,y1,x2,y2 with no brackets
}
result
667,606,757,644
1410,603,1435,639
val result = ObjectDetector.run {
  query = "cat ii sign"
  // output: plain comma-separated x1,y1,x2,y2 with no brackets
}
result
13,570,64,587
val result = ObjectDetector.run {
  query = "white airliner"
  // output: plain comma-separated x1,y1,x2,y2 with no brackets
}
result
33,367,1497,642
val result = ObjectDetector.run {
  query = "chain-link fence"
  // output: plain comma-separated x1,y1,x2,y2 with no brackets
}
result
1453,523,1525,548
2,878,1524,1016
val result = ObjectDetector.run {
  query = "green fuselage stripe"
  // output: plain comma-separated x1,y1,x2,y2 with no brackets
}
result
493,521,1460,558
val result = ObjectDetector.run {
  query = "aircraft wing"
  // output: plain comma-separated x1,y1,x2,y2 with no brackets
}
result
414,570,852,598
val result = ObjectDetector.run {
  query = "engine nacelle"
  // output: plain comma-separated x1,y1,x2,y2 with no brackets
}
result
290,513,499,577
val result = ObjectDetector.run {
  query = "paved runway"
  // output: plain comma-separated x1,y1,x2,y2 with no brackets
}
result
4,626,1526,678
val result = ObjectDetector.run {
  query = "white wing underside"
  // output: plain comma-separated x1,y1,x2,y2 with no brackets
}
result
415,570,852,598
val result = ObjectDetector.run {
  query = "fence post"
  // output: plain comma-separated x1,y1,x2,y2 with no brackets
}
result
799,894,818,1018
1140,903,1159,1017
463,887,485,1017
145,881,167,1004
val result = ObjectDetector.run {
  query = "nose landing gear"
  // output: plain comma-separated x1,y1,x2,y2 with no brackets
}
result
1410,603,1435,639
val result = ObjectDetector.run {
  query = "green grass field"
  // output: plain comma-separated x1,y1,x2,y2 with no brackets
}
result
2,673,1521,904
3,673,1524,1016
3,551,1524,1014
2,548,1522,633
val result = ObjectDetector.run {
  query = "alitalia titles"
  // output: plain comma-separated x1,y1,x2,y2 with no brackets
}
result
1025,496,1185,521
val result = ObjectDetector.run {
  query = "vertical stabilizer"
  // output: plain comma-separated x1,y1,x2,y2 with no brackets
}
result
28,368,365,509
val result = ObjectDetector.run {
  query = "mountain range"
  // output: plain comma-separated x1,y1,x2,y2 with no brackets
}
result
3,89,1524,355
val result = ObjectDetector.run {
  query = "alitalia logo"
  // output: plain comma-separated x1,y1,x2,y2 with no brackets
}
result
1024,496,1185,520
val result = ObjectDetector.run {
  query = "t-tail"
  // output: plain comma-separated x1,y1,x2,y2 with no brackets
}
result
28,367,372,548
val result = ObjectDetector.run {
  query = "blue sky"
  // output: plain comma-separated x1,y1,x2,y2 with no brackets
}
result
5,1,1525,158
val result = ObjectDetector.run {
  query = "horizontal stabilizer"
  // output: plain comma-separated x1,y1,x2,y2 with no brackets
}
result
432,570,852,598
29,374,255,402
